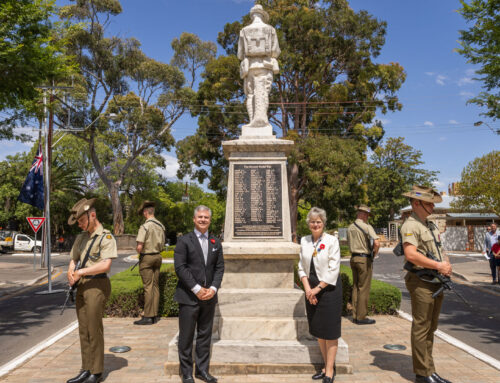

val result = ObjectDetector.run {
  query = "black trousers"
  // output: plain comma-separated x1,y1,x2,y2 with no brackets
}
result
178,302,216,377
489,253,497,282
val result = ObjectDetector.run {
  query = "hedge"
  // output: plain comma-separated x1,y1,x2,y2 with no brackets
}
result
107,260,401,317
106,264,179,317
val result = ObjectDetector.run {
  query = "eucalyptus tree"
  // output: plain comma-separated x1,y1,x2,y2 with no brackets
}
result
176,0,406,240
55,0,215,234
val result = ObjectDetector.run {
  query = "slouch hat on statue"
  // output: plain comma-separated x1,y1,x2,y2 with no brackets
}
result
402,185,442,204
250,4,269,22
68,198,97,225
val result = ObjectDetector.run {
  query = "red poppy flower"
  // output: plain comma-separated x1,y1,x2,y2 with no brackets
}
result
210,238,216,244
319,244,325,250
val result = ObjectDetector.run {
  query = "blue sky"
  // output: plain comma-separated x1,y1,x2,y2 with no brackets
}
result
1,0,499,192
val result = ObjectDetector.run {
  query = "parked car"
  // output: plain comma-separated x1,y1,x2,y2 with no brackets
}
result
0,232,42,253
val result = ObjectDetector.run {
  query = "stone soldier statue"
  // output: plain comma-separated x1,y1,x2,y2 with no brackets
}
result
347,204,380,325
134,201,165,325
238,4,280,131
401,185,452,383
66,198,117,383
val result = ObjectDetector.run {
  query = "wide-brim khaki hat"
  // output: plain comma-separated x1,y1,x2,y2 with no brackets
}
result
137,200,156,215
357,204,372,214
68,198,97,225
402,185,442,203
250,4,269,23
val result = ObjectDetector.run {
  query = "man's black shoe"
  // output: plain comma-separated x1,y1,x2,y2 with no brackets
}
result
431,373,452,383
354,318,376,325
312,370,325,380
195,371,218,383
181,375,194,383
66,370,90,383
133,316,154,325
82,374,102,383
415,375,439,383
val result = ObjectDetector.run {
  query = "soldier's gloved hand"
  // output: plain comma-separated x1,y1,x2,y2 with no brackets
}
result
437,261,452,277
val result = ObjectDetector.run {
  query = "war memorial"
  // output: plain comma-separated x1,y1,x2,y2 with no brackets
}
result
165,5,351,376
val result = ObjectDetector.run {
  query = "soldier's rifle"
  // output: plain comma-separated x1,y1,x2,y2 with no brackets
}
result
60,259,81,315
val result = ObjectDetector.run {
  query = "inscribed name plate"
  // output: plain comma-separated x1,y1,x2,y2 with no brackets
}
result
233,164,283,237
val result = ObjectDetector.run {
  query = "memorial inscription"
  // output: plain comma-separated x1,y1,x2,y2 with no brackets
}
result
234,164,283,237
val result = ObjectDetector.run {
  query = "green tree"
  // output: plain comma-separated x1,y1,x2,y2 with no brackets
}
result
457,0,500,119
451,150,500,215
55,0,214,235
365,137,438,227
0,0,75,139
176,0,406,240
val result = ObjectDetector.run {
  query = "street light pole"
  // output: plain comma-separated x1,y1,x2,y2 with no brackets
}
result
474,120,500,135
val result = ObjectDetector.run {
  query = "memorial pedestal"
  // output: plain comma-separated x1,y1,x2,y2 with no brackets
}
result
165,136,351,375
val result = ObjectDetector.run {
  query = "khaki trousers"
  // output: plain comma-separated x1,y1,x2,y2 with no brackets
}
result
139,254,162,317
350,256,373,320
405,272,444,376
76,277,111,374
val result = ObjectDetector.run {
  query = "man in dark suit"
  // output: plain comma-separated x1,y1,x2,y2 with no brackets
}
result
174,205,224,383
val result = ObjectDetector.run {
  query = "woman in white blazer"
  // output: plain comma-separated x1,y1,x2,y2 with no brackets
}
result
298,207,342,383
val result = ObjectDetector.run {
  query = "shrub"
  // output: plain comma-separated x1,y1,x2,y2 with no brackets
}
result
161,250,174,258
106,264,179,317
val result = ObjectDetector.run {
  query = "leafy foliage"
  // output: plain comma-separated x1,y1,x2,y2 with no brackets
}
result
366,137,438,227
457,0,500,119
451,150,500,215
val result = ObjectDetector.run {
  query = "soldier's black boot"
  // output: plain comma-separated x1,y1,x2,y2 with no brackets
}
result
415,375,439,383
133,316,154,325
66,370,90,383
431,373,452,383
82,373,102,383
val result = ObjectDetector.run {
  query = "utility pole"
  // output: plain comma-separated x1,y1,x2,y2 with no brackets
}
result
36,85,71,295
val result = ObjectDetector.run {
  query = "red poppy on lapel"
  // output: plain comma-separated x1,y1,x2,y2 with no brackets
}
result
319,244,325,250
210,238,216,244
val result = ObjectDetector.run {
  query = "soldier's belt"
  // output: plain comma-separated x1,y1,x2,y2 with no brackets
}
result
351,253,371,258
139,252,160,256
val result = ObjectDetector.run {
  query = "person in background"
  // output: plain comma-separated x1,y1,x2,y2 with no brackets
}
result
298,207,342,383
484,223,499,284
491,236,500,285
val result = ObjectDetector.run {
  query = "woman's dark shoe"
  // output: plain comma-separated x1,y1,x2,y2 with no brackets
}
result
322,376,334,383
312,371,325,380
66,370,90,383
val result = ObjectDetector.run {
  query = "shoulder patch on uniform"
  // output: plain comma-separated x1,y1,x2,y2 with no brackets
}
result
404,233,413,236
106,234,112,239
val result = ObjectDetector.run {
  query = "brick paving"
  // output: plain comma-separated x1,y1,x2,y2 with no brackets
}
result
1,316,498,383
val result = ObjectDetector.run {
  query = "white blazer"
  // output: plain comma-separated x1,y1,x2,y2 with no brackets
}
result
298,233,341,286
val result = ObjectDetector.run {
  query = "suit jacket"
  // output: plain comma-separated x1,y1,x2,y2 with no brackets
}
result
174,231,224,305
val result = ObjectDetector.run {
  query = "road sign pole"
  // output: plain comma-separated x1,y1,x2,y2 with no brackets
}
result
33,231,37,271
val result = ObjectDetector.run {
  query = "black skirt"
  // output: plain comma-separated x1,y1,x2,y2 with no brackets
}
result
305,257,342,340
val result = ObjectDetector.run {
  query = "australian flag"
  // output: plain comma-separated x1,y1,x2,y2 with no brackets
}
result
18,144,44,210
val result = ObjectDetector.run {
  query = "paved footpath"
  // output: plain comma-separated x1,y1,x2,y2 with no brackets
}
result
1,316,499,383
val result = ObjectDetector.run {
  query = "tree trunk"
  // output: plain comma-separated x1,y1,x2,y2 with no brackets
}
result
288,162,301,243
109,182,124,235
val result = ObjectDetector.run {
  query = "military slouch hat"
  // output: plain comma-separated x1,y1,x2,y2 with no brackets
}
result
356,204,372,214
402,185,442,204
250,4,269,22
68,198,97,225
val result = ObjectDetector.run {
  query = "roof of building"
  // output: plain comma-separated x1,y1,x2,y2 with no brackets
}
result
446,213,499,219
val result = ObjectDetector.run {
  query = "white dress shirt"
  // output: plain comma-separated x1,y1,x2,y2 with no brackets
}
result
298,233,341,286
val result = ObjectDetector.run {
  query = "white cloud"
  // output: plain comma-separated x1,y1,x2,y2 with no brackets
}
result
425,72,435,76
458,77,474,86
448,120,459,125
378,118,391,125
433,180,444,188
435,75,447,86
459,91,474,98
424,121,434,127
465,68,476,77
156,154,180,179
439,136,447,141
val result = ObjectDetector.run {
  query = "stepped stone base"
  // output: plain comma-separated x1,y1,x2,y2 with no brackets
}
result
165,334,351,375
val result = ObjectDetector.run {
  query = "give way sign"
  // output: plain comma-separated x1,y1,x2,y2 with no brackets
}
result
27,217,45,233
